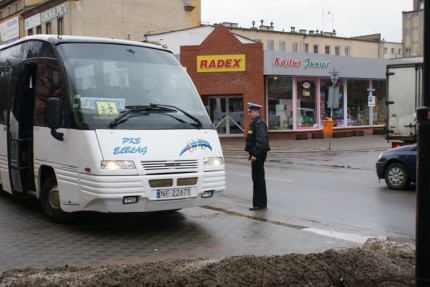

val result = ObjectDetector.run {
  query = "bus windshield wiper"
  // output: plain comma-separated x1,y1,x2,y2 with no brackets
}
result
149,103,203,128
108,105,150,128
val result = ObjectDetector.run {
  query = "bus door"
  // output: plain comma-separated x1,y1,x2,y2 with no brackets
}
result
7,64,36,194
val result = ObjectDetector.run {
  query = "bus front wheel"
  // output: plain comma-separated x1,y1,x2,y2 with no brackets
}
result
41,176,74,223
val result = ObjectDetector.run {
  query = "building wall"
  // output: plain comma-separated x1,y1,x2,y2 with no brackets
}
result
402,7,423,57
181,24,265,127
19,0,200,43
383,42,403,59
67,0,200,41
225,26,383,59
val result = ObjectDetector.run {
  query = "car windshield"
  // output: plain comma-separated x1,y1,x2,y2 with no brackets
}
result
56,43,212,130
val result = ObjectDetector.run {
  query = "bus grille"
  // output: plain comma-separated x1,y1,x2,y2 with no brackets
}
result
141,160,198,172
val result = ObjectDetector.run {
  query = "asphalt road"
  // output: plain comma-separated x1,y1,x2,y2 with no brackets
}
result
0,138,416,273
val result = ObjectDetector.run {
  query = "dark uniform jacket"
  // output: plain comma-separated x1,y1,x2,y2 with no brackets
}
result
245,115,270,157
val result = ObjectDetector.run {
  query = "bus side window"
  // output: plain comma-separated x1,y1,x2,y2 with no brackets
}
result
0,71,6,124
34,61,67,127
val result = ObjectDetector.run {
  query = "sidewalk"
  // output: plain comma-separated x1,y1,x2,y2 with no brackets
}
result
220,134,392,153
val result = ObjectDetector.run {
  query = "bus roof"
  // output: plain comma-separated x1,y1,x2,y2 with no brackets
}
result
0,34,171,53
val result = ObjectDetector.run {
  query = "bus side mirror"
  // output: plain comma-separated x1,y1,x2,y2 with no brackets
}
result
47,97,64,141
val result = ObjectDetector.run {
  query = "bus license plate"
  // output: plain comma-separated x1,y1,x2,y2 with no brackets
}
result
156,187,191,199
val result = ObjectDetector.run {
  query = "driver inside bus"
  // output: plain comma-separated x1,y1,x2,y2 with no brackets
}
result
149,78,178,105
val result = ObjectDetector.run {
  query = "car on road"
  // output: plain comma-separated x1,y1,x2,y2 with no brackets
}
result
376,144,417,190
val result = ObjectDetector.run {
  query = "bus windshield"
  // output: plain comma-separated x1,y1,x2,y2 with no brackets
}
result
56,43,213,130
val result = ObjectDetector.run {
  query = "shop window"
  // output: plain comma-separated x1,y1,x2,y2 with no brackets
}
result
371,80,387,125
320,79,345,127
346,79,371,126
267,76,293,130
296,79,317,128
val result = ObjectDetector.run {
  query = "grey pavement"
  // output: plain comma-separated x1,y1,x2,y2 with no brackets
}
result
220,134,392,153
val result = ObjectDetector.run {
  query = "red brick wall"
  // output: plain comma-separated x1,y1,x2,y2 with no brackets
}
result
180,24,265,130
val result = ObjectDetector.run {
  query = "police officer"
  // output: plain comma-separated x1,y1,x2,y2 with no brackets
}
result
245,103,270,211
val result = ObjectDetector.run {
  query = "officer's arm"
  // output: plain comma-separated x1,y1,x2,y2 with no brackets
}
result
253,123,268,156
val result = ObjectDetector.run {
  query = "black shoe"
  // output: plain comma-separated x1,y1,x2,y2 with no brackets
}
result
249,206,267,211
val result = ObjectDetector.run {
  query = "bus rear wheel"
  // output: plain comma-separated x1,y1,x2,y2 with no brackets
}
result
41,176,74,223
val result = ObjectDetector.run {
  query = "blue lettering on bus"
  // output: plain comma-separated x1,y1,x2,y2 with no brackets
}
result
113,146,148,155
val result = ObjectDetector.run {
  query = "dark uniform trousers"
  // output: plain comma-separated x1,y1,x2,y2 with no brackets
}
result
251,153,267,208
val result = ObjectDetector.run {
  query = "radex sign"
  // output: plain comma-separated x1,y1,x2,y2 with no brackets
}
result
41,2,68,23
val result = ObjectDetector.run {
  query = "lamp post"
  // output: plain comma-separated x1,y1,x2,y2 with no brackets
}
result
329,68,340,118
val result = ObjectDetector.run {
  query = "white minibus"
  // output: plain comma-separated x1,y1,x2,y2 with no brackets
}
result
0,35,225,222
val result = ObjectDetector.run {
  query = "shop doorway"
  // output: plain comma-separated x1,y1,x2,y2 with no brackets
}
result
209,97,244,136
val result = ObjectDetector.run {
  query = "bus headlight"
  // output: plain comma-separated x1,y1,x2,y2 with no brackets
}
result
101,160,136,170
203,157,224,166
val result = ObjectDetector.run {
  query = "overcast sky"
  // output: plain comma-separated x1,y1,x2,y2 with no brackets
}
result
201,0,413,43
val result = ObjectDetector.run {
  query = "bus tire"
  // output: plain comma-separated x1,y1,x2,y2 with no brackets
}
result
41,176,74,223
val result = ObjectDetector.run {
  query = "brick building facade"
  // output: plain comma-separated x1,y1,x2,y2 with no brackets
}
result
181,24,264,133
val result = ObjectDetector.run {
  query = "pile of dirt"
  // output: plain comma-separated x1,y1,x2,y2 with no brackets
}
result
0,238,415,287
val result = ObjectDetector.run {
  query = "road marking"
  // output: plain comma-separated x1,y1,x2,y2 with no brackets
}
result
303,227,385,244
203,206,386,244
267,177,293,182
235,174,293,183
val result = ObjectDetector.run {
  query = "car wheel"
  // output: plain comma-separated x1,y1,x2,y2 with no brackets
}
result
384,162,410,190
40,176,74,223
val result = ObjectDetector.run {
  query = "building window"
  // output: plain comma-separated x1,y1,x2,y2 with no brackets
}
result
36,25,42,34
57,18,64,35
267,40,274,51
313,44,319,54
325,45,331,55
7,6,11,15
344,47,350,56
279,41,286,52
303,43,309,53
267,76,293,130
405,28,411,36
405,47,411,53
46,22,51,34
27,28,33,36
335,46,340,56
0,11,3,19
14,2,18,12
404,14,411,21
292,42,298,52
398,48,402,55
